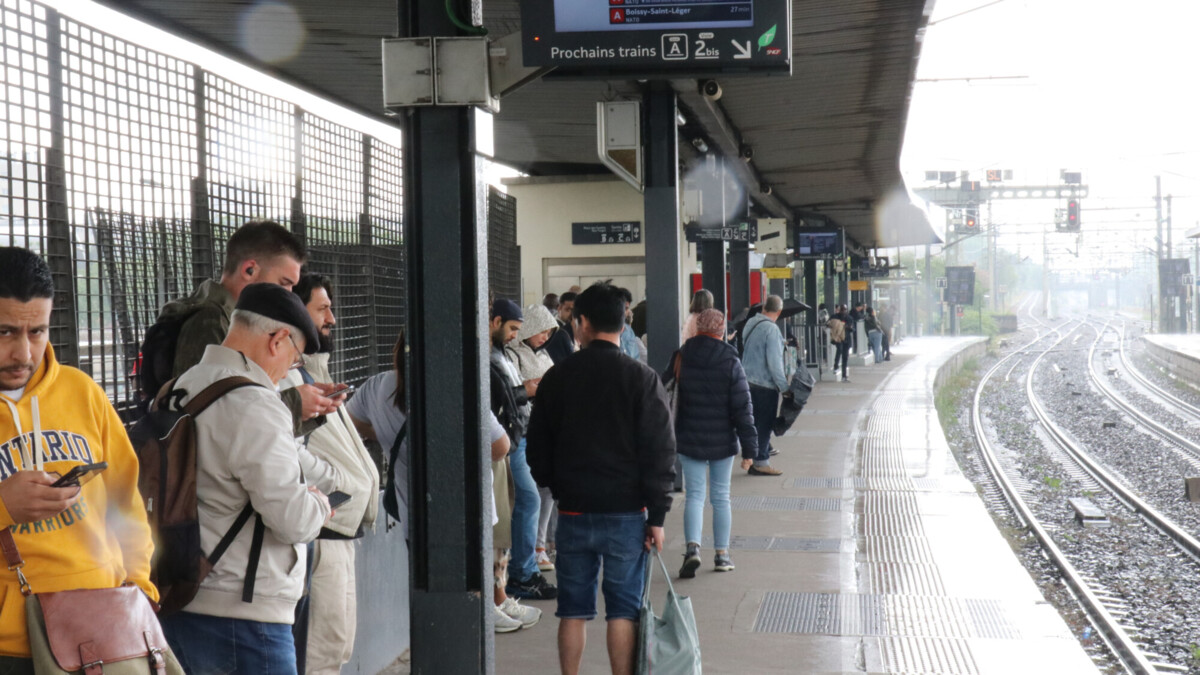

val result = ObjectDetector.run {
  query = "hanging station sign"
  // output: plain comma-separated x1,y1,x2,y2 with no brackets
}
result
520,0,791,77
572,221,642,245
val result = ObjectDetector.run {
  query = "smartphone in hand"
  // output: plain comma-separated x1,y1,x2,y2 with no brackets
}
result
51,461,108,488
327,491,352,509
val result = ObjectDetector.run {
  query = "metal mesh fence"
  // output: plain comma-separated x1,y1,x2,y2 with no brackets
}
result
0,1,405,413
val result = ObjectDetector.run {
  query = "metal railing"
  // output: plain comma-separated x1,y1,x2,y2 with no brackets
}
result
0,0,405,415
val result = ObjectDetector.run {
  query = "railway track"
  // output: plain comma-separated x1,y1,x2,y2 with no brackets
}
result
971,311,1189,674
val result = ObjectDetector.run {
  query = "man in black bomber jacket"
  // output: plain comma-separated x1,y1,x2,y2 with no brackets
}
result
525,282,676,675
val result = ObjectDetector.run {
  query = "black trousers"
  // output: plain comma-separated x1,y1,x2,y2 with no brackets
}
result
0,657,33,675
881,330,891,357
832,341,851,377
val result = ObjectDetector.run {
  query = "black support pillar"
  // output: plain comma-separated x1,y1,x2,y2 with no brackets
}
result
403,2,490,673
700,242,726,312
644,82,682,372
729,240,750,318
804,258,818,365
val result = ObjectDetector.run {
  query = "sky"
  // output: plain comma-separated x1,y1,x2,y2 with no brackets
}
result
901,0,1200,269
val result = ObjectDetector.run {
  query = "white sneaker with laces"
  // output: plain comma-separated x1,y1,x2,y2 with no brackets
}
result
493,602,523,633
500,597,542,628
536,549,555,572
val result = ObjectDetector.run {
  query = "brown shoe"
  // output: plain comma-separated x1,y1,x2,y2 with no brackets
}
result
748,465,783,476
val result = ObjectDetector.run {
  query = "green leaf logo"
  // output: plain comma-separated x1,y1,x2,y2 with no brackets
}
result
758,24,777,50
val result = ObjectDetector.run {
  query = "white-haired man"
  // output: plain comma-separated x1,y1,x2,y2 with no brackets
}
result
161,283,332,674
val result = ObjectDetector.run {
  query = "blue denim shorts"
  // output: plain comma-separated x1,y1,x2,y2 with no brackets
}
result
554,511,647,621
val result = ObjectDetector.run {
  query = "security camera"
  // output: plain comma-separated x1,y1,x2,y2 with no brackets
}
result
700,80,722,101
760,183,772,196
739,145,753,162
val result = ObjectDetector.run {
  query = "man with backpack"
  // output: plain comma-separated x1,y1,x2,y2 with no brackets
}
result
0,248,158,669
740,295,789,476
141,220,342,433
158,283,332,674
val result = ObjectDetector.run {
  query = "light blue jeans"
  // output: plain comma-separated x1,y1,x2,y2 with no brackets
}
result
868,329,883,363
680,454,735,550
509,438,542,581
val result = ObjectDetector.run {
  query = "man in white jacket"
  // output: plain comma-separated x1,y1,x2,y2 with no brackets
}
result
281,274,381,674
161,283,332,675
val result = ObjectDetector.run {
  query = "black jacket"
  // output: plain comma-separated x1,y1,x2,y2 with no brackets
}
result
544,320,575,364
489,346,530,443
526,341,677,526
666,336,757,462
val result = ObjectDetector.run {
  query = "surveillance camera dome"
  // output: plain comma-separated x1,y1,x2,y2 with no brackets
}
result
700,80,722,101
740,145,753,161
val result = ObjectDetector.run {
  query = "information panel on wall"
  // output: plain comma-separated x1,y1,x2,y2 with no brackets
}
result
573,221,642,245
520,0,791,77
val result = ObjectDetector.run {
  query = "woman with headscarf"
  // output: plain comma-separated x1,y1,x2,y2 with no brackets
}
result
664,309,758,578
680,288,715,342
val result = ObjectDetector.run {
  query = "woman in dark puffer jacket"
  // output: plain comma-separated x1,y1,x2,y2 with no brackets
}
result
666,309,758,578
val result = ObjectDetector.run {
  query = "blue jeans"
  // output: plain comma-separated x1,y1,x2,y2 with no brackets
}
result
509,438,542,581
162,611,297,675
680,455,734,550
868,330,883,363
749,384,778,464
555,511,647,621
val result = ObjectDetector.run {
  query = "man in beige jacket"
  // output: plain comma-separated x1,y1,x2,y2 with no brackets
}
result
282,275,381,674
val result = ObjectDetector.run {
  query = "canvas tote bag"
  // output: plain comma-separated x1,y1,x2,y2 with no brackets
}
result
636,549,702,674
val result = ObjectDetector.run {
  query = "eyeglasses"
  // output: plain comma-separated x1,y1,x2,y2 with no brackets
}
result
272,331,305,370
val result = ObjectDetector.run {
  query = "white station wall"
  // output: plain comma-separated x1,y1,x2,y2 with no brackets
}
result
506,177,698,312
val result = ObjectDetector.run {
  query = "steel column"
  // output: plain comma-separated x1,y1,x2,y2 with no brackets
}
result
729,240,750,318
699,241,726,313
643,82,682,372
804,258,818,365
403,1,490,673
43,10,78,367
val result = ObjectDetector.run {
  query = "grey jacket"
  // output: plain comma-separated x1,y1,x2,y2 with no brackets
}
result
175,345,330,623
741,314,788,392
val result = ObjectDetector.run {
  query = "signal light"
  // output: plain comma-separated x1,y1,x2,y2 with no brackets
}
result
1067,199,1080,229
965,214,977,229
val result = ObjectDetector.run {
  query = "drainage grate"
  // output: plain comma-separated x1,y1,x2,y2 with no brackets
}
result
787,476,849,489
701,536,841,552
729,496,842,512
860,512,928,539
787,477,954,492
879,636,981,675
752,593,1022,640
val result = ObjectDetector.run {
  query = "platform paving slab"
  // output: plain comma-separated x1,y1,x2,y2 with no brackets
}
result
493,337,1096,674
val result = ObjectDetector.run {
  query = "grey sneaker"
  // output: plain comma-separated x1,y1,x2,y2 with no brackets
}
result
500,596,542,628
714,551,735,572
492,602,523,633
679,543,701,579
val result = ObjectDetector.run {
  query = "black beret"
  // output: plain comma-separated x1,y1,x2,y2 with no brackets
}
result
236,283,321,354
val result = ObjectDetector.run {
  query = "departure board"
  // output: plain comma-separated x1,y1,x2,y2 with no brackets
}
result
521,0,790,77
555,1,754,33
945,266,976,306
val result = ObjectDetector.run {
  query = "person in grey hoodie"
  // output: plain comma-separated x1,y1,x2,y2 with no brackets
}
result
505,305,561,573
739,295,789,476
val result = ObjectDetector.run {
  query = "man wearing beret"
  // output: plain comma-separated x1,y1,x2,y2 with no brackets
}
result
161,283,333,675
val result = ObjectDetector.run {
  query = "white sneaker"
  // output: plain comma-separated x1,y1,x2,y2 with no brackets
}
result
493,602,523,633
536,549,555,572
500,596,542,628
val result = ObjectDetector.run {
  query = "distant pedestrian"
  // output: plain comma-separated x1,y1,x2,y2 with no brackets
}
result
681,289,714,342
831,304,852,382
864,307,884,363
617,287,646,363
544,291,577,364
543,293,560,315
665,309,757,578
740,295,789,475
817,302,830,365
879,305,894,360
849,302,865,354
526,282,677,675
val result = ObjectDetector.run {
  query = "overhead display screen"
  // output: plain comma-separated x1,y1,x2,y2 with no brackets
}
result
521,0,791,77
793,227,843,258
555,1,754,32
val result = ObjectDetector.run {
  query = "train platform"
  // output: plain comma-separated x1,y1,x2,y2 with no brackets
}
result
494,336,1097,674
1142,334,1200,382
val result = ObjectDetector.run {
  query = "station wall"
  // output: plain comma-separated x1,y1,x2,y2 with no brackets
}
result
505,176,697,317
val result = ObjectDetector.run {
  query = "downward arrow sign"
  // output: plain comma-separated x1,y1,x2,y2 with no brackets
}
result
732,40,751,59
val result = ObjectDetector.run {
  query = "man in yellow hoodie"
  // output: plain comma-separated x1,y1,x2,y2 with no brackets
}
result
0,247,157,670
